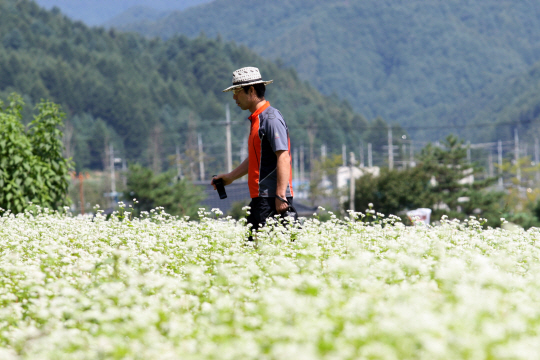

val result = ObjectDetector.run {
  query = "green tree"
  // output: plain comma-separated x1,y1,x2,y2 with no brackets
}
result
0,0,367,173
353,135,503,226
418,135,502,224
126,164,204,218
0,93,72,213
354,167,430,218
495,155,540,229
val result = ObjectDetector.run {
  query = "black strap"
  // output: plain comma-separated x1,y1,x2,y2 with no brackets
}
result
276,195,289,204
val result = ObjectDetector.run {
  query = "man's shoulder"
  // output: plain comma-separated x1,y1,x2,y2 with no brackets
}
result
260,105,285,122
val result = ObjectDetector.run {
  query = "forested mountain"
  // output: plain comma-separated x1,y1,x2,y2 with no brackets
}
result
459,60,540,143
113,0,540,141
101,6,169,28
0,0,381,173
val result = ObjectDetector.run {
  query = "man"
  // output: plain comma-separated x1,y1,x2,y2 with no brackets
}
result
212,66,295,239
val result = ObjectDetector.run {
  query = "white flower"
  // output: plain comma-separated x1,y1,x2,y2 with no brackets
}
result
0,207,536,358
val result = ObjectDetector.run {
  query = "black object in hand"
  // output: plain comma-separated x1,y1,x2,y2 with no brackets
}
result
212,176,227,199
273,196,298,222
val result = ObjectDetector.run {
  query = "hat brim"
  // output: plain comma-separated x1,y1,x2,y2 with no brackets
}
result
222,79,273,92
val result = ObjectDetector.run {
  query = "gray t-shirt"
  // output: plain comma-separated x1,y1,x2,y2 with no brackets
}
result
247,103,294,198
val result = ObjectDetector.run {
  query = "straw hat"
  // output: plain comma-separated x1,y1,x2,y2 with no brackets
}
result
222,67,273,92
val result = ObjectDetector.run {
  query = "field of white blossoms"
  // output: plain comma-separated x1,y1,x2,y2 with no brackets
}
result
1,205,540,359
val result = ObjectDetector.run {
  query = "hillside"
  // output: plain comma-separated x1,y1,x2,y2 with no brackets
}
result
0,0,381,173
102,6,169,28
113,0,540,140
463,60,540,143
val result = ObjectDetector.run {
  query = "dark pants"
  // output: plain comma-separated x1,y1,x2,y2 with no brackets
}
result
246,197,293,241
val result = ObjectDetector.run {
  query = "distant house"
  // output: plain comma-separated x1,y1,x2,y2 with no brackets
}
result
336,166,380,189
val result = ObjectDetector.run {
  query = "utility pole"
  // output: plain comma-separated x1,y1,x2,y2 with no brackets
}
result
293,148,299,183
498,140,503,188
535,137,540,183
321,144,328,186
109,143,116,195
240,135,248,163
109,143,117,208
349,151,356,211
307,126,316,177
409,140,415,167
359,141,364,167
225,103,233,173
349,152,356,211
388,126,393,170
198,133,205,181
402,143,407,170
122,159,127,188
342,144,347,166
78,173,85,215
300,145,305,182
488,151,494,178
176,145,183,181
467,141,471,164
210,104,241,173
368,143,373,167
515,128,521,184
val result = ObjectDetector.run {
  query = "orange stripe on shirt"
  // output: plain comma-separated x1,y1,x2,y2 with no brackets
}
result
247,102,270,198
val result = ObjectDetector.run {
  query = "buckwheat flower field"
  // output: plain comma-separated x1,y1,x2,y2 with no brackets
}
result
1,206,540,360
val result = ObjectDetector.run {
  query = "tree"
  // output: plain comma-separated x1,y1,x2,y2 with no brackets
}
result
0,93,72,213
353,135,503,226
2,28,24,50
126,164,204,218
0,0,367,174
418,135,502,224
354,167,430,218
496,155,540,229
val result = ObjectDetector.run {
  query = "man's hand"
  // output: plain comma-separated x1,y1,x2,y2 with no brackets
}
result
211,158,249,189
211,173,234,190
275,196,289,214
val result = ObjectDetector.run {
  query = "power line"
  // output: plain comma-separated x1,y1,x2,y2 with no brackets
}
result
287,117,540,132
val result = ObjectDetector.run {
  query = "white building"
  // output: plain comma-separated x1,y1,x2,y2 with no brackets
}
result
336,166,380,189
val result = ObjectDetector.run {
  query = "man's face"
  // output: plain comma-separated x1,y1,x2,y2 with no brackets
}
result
232,87,251,111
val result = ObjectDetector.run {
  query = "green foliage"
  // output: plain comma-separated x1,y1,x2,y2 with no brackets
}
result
0,0,370,172
418,135,501,223
466,60,540,144
0,93,71,213
354,135,504,226
505,210,540,230
126,164,204,218
354,167,431,219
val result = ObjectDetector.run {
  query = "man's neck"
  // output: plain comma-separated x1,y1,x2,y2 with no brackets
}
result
249,99,267,114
